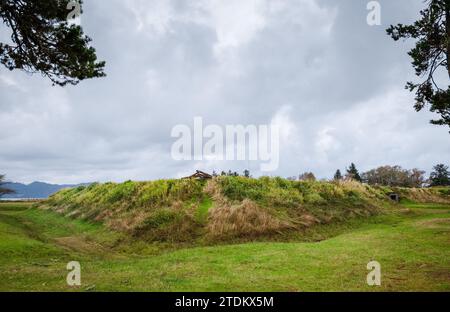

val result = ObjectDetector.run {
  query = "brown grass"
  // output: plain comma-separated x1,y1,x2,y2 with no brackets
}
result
207,199,295,239
205,180,295,239
396,188,450,204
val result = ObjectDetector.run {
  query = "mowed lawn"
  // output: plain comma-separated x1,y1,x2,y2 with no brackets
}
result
0,201,449,291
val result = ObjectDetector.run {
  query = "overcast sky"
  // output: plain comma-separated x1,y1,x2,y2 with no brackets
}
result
1,0,449,184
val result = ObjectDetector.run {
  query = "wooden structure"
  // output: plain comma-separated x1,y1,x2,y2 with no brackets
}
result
183,170,213,180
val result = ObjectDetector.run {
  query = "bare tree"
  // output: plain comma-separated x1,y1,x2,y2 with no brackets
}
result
362,166,425,187
299,172,316,182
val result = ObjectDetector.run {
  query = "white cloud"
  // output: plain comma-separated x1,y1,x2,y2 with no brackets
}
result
207,0,267,53
271,105,297,144
126,0,175,34
0,75,17,87
0,0,448,183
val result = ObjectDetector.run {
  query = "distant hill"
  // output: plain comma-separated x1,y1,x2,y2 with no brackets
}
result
1,182,88,199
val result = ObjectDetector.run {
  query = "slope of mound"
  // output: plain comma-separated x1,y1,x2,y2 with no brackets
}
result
38,177,403,242
40,179,208,241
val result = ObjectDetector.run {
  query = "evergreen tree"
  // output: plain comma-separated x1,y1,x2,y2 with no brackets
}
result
387,0,450,130
346,163,362,182
0,0,105,86
334,169,343,180
429,163,450,186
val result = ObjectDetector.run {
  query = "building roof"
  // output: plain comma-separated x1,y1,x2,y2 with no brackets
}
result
183,170,213,180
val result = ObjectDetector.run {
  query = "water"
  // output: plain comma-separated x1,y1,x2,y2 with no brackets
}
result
0,198,44,201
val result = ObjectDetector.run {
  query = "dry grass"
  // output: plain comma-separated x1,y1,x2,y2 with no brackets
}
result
207,199,294,239
397,188,450,204
206,179,285,238
205,179,322,239
370,184,450,204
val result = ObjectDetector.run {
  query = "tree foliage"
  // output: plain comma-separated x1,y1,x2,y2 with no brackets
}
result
298,172,316,182
429,163,450,186
346,163,362,182
0,0,105,86
387,0,450,130
0,174,15,197
333,169,343,181
362,165,425,187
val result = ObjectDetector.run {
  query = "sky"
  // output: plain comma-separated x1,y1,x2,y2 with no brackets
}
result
0,0,449,184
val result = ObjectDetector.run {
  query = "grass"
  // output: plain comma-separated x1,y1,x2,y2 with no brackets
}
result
195,197,213,224
0,201,449,291
40,177,413,243
37,177,450,242
39,179,209,240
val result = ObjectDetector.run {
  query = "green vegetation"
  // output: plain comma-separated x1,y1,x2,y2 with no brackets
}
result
195,197,213,224
36,177,450,243
429,164,450,186
39,177,410,242
1,179,448,291
41,179,208,241
0,200,449,291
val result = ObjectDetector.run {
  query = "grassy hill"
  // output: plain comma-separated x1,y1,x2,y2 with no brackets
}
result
1,179,449,291
37,176,450,243
1,200,449,291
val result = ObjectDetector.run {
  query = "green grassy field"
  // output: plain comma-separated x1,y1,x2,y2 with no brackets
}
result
0,201,449,291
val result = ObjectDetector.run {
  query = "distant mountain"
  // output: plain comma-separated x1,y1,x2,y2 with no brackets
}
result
1,182,88,199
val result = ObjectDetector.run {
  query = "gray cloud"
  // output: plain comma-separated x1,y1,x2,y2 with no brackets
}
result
0,0,449,184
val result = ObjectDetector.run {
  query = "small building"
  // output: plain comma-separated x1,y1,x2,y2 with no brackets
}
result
183,170,213,180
